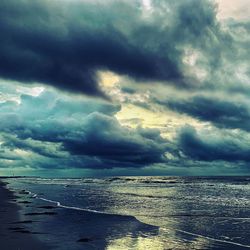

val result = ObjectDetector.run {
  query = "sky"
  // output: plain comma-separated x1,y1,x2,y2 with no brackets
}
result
0,0,250,177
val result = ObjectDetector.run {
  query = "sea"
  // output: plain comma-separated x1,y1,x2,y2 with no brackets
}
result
6,176,250,250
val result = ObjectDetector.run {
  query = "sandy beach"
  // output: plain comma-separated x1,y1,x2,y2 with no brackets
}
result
0,180,52,250
1,176,249,250
0,178,160,250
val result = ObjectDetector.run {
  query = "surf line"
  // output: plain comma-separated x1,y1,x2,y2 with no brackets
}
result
26,190,99,213
37,196,112,215
27,189,143,218
161,227,250,248
27,190,250,248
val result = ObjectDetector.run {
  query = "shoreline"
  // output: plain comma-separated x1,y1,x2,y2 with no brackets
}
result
1,178,160,250
3,176,249,250
0,180,52,250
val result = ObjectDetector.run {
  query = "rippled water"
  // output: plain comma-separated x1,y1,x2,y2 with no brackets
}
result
7,176,250,249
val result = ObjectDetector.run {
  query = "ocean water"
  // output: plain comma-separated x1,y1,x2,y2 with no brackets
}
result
7,176,250,250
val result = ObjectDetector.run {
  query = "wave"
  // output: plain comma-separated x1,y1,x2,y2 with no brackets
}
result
17,176,184,185
40,193,250,249
39,197,111,215
12,176,250,190
117,192,175,199
15,188,250,249
25,189,155,224
21,189,109,214
162,227,250,249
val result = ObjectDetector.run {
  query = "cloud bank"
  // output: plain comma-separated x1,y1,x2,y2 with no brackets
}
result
0,0,231,96
0,88,170,170
0,0,250,175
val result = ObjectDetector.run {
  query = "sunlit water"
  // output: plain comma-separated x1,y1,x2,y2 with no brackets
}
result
7,176,250,249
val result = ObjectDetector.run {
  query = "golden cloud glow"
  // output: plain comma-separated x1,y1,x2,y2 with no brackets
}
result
217,0,250,21
98,71,120,88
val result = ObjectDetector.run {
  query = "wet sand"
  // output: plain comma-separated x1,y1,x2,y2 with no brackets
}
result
0,179,160,250
0,180,52,250
2,177,249,250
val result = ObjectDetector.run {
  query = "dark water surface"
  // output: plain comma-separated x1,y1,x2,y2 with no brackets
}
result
7,176,250,249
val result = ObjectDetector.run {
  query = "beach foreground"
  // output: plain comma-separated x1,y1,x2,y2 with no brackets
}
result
0,178,160,250
0,181,51,250
1,177,250,250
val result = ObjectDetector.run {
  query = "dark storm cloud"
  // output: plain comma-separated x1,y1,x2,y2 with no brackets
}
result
0,0,227,95
178,125,250,163
159,95,250,131
0,90,170,168
1,0,249,175
2,134,63,159
0,0,177,95
61,113,168,165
